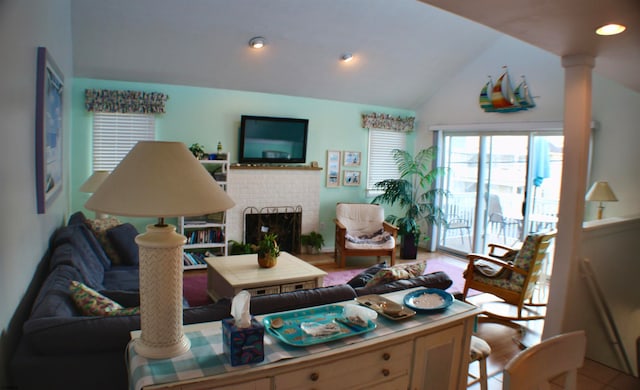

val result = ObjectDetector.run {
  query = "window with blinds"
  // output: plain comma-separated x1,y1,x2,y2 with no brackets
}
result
92,113,155,171
366,129,407,196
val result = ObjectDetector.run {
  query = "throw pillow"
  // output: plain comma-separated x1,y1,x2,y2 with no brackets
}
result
106,223,139,266
69,280,140,316
364,262,426,288
85,217,123,265
346,262,387,288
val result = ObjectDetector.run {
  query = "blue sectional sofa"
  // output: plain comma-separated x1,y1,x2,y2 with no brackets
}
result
10,212,453,390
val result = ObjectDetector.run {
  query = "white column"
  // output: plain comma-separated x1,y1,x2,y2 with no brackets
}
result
544,55,594,338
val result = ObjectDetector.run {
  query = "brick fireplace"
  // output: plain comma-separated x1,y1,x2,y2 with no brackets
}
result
226,167,322,246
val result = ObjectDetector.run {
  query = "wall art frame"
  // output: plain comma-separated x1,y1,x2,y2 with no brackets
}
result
343,151,361,166
343,170,361,186
35,47,64,214
326,150,341,188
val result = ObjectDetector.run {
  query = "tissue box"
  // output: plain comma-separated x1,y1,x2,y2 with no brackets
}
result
221,317,265,366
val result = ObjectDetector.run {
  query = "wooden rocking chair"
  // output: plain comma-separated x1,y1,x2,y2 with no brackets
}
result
462,230,556,326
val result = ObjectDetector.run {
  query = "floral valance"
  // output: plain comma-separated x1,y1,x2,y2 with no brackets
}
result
361,113,415,132
85,89,169,114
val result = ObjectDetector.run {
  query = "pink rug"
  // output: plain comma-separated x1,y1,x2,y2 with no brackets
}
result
183,259,476,307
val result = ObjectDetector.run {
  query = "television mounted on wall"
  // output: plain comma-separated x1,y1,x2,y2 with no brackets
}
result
239,115,309,164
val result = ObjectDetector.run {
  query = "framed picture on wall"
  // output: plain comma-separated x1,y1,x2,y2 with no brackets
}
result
343,170,361,186
326,150,341,187
343,151,361,166
35,47,64,214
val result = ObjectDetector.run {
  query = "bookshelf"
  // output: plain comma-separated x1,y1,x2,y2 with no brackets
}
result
179,154,229,270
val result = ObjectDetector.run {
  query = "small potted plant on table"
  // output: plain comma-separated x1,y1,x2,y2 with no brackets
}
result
257,233,280,268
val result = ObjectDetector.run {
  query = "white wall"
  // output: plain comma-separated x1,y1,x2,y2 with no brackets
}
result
0,0,72,386
416,36,564,134
415,34,640,375
573,217,640,376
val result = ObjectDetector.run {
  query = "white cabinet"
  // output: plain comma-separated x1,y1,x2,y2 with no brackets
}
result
179,155,230,270
411,324,468,390
273,340,412,390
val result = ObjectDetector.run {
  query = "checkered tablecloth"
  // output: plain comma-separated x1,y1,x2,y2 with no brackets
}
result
127,290,477,390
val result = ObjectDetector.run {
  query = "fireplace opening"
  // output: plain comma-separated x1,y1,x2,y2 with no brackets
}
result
244,206,302,254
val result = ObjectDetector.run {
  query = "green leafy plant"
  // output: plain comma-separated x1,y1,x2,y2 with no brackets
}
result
188,143,206,160
371,147,449,258
257,233,280,258
301,231,324,253
229,240,253,255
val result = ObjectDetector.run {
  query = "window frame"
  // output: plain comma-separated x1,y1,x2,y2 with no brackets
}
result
91,112,156,171
366,128,407,197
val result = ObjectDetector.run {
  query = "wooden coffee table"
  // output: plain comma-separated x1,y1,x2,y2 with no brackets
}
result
205,252,327,301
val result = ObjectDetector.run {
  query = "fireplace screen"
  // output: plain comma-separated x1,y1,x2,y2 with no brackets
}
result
244,206,302,254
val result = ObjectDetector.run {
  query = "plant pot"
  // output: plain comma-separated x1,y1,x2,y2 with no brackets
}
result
258,254,278,268
400,234,418,259
305,245,320,255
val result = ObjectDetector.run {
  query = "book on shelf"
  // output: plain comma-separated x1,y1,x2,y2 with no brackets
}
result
183,251,208,266
186,228,225,245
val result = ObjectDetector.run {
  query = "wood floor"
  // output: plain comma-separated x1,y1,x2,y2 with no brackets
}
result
300,250,640,390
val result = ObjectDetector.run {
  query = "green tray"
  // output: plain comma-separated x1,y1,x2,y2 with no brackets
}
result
262,304,376,347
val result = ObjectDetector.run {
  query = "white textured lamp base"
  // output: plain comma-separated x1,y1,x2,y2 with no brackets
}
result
133,224,191,359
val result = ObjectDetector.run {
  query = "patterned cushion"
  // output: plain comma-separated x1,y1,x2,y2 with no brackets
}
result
346,262,387,288
85,217,123,265
365,262,426,288
470,234,544,293
69,280,140,316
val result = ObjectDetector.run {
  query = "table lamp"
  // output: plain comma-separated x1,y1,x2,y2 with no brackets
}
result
80,170,110,218
85,141,235,358
585,181,617,220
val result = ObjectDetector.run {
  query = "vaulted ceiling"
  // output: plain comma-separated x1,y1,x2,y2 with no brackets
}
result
70,0,640,110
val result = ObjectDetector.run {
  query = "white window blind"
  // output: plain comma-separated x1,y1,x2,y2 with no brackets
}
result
367,129,407,195
92,113,155,171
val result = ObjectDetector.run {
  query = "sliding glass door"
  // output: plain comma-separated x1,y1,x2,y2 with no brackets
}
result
438,132,563,255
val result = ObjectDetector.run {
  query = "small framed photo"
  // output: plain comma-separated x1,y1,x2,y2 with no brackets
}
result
326,150,341,188
343,170,361,186
343,151,361,166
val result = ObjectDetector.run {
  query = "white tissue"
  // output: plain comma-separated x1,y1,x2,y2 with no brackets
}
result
231,290,252,328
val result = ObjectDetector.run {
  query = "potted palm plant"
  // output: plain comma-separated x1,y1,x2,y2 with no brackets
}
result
256,233,280,268
371,147,448,259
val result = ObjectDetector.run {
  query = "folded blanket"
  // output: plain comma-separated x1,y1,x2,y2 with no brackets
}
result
345,228,392,244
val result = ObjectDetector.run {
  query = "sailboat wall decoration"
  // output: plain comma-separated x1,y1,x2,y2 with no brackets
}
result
480,66,536,113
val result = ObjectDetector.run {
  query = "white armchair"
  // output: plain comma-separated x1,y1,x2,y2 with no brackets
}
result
334,203,398,268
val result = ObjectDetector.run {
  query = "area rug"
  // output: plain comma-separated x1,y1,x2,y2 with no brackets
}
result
183,258,477,307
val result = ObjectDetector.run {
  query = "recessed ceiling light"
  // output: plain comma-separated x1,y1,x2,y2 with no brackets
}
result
341,53,353,62
595,24,626,36
249,37,265,49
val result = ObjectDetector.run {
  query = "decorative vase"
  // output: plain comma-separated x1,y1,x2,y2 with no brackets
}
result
258,254,277,268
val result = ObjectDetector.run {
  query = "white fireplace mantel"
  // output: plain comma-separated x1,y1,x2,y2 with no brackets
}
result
226,167,322,244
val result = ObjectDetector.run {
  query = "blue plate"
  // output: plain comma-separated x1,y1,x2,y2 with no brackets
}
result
403,288,454,312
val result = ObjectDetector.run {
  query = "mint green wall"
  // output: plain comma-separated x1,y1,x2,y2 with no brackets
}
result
71,79,415,244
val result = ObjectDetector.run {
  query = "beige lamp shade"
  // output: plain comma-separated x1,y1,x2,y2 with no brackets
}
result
80,170,110,193
585,181,618,202
585,181,617,220
84,141,235,359
85,141,234,217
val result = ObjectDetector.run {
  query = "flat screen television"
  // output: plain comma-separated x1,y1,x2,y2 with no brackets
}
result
239,115,309,164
